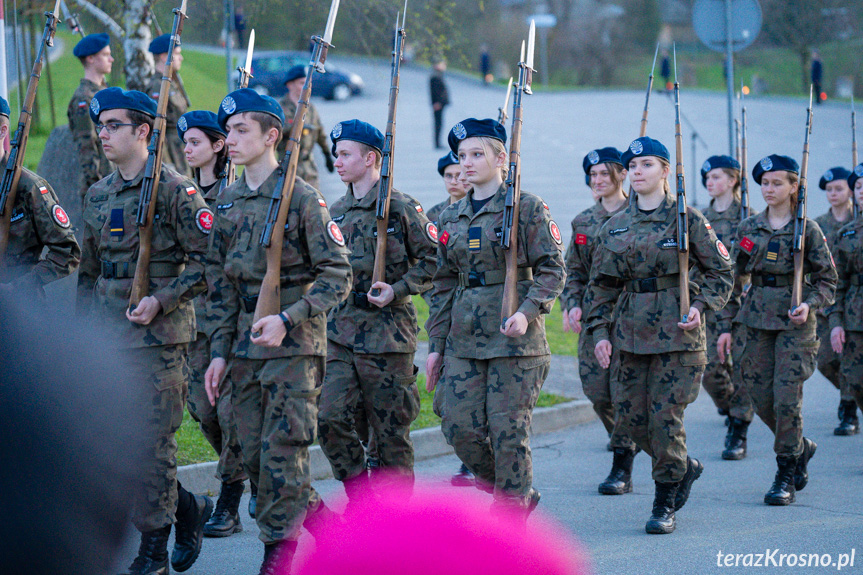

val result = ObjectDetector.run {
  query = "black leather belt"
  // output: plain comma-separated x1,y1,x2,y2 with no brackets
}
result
457,267,533,288
101,261,184,279
624,274,679,293
240,284,311,313
750,273,793,288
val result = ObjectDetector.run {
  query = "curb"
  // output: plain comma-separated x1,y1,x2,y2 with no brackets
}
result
178,398,596,495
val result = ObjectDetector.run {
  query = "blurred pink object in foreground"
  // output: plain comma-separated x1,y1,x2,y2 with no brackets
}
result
290,480,591,575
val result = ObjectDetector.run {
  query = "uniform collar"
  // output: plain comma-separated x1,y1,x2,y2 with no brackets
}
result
80,78,105,90
457,183,507,218
751,210,794,234
629,192,675,222
346,180,381,210
708,197,742,217
237,166,282,199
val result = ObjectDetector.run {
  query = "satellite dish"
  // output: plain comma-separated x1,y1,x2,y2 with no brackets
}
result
692,0,762,53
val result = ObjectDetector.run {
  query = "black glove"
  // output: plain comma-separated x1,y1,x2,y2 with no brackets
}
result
325,154,335,173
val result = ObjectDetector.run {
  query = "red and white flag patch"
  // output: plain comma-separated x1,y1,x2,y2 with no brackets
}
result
415,204,424,213
186,186,197,195
318,198,327,208
39,186,49,195
52,204,71,228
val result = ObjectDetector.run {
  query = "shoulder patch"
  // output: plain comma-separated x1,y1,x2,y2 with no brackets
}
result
10,210,25,223
77,100,87,109
52,204,71,228
196,208,214,234
415,204,424,213
425,221,438,243
185,186,197,196
841,229,857,237
549,220,562,245
440,230,450,246
318,198,327,208
716,239,730,260
739,237,755,254
39,186,49,195
575,233,587,245
542,201,549,210
217,201,233,211
327,220,346,246
704,222,712,230
332,214,345,223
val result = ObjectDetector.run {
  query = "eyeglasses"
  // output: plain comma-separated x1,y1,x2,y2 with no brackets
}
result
443,174,462,182
95,122,139,134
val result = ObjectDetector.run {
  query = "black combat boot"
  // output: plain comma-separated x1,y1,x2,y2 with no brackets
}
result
451,463,475,487
834,400,860,436
171,492,214,572
674,457,703,511
598,447,636,495
794,437,817,491
203,480,244,537
260,541,298,575
645,481,678,534
764,455,797,505
120,526,171,575
304,498,342,539
248,482,258,519
722,418,750,460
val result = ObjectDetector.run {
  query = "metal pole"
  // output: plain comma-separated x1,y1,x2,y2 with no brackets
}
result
725,0,735,155
540,26,548,88
691,132,698,207
225,0,233,92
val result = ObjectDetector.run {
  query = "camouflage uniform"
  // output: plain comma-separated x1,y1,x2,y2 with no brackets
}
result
67,78,112,204
76,165,211,532
276,98,329,190
139,74,190,177
424,197,453,415
718,213,837,457
320,184,436,482
826,220,863,412
425,198,451,227
814,210,851,399
0,167,80,288
206,171,351,544
561,200,634,448
426,186,565,505
586,194,733,483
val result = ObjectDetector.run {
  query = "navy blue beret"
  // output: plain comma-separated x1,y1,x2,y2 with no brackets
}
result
178,110,226,142
73,33,110,59
621,136,670,168
218,88,285,131
447,118,507,154
283,65,307,85
752,154,799,185
818,166,851,190
330,119,384,157
700,155,740,187
847,163,863,191
437,151,459,176
583,147,623,186
0,96,9,118
89,87,157,122
148,33,174,55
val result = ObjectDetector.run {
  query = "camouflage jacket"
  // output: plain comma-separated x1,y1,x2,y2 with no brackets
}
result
276,98,328,184
425,198,451,226
206,170,352,360
561,200,623,312
718,211,837,333
193,180,223,337
702,197,745,250
76,165,211,348
426,185,565,359
586,193,733,354
327,182,437,354
67,78,111,196
826,219,863,331
814,209,851,318
140,73,190,176
1,167,80,287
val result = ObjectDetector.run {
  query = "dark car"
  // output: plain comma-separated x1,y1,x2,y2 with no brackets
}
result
247,50,363,101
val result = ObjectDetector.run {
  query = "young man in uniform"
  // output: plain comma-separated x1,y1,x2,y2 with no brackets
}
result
204,88,352,574
0,97,80,291
68,32,113,206
318,119,437,499
76,87,213,575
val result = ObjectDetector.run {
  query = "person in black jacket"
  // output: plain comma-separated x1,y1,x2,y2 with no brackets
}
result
430,60,450,149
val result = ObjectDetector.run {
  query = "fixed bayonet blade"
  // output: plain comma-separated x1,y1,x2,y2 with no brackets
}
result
244,29,255,72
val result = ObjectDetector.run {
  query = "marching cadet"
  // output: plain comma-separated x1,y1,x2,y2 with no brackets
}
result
76,88,213,575
562,147,638,496
587,137,733,534
0,97,80,291
276,65,334,190
177,111,248,537
425,118,565,517
814,166,859,435
828,164,863,430
68,33,113,206
204,89,352,574
717,155,836,507
319,119,436,496
699,155,756,460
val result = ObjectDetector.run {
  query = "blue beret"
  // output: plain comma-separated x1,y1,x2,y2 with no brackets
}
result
752,154,799,185
700,155,740,187
818,166,851,190
447,118,507,154
283,65,307,85
330,119,384,157
621,136,670,168
847,163,863,191
0,96,9,118
218,88,285,131
583,147,623,185
73,33,110,59
148,33,173,55
178,110,226,142
89,87,157,122
437,151,459,176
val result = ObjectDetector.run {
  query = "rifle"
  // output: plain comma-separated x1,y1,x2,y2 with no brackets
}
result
740,84,750,219
629,43,660,206
128,0,188,310
0,0,61,264
852,96,858,219
254,0,340,331
734,118,741,164
672,45,690,323
791,86,814,312
497,77,513,125
60,0,86,38
151,12,192,108
500,21,535,329
369,4,408,298
224,28,255,188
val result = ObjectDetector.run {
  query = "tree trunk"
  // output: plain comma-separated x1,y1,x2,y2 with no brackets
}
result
123,0,154,92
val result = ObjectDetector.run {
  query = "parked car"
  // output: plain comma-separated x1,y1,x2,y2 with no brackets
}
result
247,50,363,101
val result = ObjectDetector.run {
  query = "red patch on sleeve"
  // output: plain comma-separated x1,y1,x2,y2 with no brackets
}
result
440,230,450,246
318,198,327,207
185,186,197,195
39,186,49,195
575,233,587,245
740,237,754,253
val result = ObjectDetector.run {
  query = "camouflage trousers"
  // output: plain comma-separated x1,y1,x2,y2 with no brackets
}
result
702,311,734,412
318,341,420,482
726,323,755,422
126,343,188,532
187,333,246,484
441,355,550,504
612,350,705,483
816,314,852,400
733,326,818,457
230,355,323,544
838,331,863,412
578,331,634,450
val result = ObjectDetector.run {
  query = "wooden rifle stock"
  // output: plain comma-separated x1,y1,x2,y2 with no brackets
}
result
151,13,192,108
672,73,690,322
629,44,660,207
791,87,814,310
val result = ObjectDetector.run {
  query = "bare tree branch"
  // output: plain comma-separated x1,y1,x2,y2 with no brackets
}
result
71,0,125,38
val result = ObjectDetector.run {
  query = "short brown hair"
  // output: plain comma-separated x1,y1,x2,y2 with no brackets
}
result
248,112,283,147
357,142,383,169
127,109,155,137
